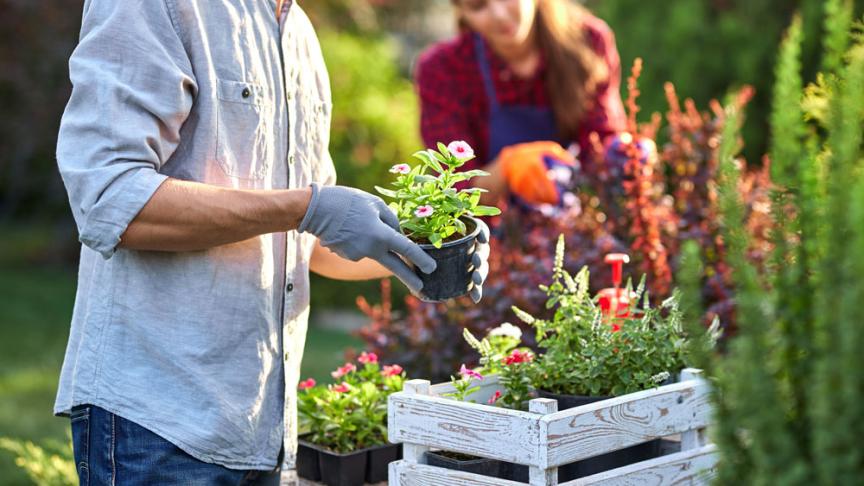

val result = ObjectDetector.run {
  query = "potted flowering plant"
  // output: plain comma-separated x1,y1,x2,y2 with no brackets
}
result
297,352,406,486
376,141,501,301
505,235,718,480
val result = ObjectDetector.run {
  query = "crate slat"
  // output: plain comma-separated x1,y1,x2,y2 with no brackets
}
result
563,444,718,486
389,392,543,465
388,460,526,486
542,380,712,467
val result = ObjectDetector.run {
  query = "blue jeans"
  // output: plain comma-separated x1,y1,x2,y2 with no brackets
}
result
70,405,280,485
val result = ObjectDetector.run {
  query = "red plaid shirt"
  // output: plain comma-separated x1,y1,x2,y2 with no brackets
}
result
415,14,625,171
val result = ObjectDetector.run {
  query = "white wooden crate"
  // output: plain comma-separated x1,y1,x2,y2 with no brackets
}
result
387,369,716,485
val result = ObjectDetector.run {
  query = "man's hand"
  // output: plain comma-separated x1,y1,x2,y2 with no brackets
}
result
298,183,437,295
468,219,491,303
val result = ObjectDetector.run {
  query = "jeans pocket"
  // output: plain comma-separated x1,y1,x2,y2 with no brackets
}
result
70,406,90,486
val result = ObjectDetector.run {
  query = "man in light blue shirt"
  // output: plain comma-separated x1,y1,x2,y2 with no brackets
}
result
55,0,489,483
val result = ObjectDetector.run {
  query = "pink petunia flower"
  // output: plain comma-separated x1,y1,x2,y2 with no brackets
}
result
381,364,404,377
358,351,379,365
331,362,357,379
298,378,316,390
488,390,502,405
331,382,350,393
502,349,534,366
414,205,434,218
389,163,411,174
447,141,474,160
459,364,484,381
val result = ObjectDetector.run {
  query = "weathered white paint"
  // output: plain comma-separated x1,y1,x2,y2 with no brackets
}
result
400,380,432,465
388,370,715,486
679,369,709,452
389,460,526,486
529,398,559,486
565,444,718,486
388,392,543,465
542,380,712,467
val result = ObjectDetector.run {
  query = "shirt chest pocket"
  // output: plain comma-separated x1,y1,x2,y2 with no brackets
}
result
215,79,273,181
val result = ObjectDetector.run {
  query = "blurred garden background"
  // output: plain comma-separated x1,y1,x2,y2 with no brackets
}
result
1,0,863,484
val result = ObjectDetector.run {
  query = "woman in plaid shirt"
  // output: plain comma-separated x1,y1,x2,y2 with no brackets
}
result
416,0,627,208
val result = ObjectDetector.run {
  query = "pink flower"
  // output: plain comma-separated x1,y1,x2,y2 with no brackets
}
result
389,163,411,174
459,364,484,381
381,364,404,377
414,205,434,218
331,362,357,379
358,351,379,365
331,382,350,393
503,349,534,366
447,141,474,160
488,390,502,405
298,378,316,390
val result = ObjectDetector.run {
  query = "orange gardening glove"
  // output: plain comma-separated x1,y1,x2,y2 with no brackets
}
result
498,141,576,206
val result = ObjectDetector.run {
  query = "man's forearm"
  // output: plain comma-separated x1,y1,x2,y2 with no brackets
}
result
309,241,392,280
120,178,312,252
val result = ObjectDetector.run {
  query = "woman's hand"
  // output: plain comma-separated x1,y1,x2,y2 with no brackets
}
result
497,141,575,205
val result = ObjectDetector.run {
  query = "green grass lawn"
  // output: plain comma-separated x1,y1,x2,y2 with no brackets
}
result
0,225,363,485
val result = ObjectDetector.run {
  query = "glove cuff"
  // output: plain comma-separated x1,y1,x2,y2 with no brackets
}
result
297,182,321,234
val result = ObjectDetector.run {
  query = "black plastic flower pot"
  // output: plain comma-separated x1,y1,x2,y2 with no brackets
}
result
296,436,321,481
425,450,505,478
317,446,368,486
365,443,401,483
528,389,667,481
413,216,481,302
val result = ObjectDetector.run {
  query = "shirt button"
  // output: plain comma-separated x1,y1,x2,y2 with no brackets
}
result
241,87,251,98
286,282,294,292
289,155,295,164
284,352,289,362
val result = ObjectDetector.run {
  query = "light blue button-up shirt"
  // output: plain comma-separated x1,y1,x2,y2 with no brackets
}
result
54,0,335,474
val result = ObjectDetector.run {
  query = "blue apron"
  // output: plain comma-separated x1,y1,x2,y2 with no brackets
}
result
474,34,570,212
474,34,562,161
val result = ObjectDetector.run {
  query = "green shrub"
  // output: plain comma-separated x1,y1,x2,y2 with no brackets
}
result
684,2,864,483
0,437,76,486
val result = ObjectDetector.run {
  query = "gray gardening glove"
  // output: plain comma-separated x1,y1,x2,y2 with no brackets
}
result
298,183,437,295
468,219,491,303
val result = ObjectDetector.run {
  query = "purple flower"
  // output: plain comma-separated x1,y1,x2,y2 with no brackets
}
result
459,364,484,381
447,141,474,160
414,205,434,218
390,163,411,174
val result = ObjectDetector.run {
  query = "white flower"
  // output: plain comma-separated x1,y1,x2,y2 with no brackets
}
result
488,322,522,340
389,163,411,174
447,140,474,160
651,371,671,384
414,205,434,218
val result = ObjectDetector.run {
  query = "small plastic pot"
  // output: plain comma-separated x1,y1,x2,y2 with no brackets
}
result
365,443,401,483
413,216,481,302
425,450,504,478
317,446,368,486
296,436,321,481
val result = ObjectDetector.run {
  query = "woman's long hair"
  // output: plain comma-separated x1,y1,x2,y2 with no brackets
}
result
455,0,609,140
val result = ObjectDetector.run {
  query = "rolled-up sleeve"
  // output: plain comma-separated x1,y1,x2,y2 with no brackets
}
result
57,0,195,259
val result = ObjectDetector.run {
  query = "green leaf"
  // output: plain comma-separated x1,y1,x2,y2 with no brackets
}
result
471,205,502,216
374,186,398,198
453,218,467,234
413,150,444,173
437,142,451,157
428,233,443,247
